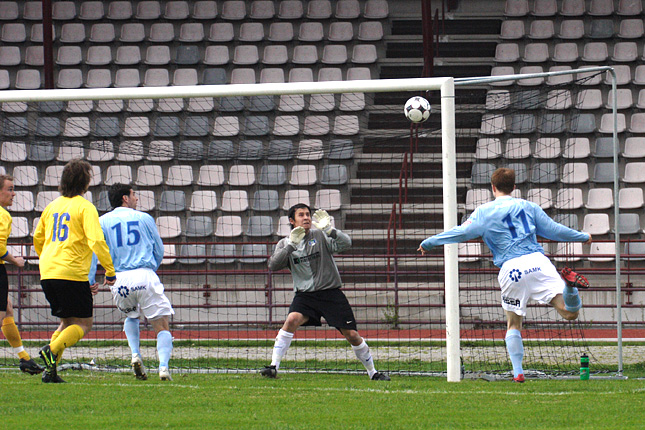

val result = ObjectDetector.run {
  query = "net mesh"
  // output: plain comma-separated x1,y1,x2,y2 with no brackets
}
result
0,70,620,377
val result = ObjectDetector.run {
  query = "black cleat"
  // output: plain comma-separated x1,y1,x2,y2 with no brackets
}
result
39,345,58,372
42,371,66,383
371,372,391,381
19,358,44,375
260,365,277,378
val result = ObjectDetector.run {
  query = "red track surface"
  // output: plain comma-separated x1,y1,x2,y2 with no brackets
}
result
19,328,645,341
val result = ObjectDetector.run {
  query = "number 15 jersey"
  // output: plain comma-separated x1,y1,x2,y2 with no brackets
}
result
90,207,164,284
420,196,589,268
33,196,115,282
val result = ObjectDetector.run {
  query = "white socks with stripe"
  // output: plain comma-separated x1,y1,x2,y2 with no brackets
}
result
352,340,376,378
270,329,294,370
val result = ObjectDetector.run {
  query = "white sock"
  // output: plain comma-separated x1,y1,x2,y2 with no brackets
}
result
352,340,376,378
270,329,294,370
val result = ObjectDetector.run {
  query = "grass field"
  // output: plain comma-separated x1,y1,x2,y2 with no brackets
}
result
1,370,643,429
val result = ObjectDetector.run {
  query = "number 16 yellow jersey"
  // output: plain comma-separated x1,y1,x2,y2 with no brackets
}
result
33,195,115,282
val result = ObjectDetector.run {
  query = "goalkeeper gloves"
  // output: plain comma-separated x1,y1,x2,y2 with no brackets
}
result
288,226,306,246
312,209,333,235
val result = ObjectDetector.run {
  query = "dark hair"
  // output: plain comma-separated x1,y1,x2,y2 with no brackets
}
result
287,203,311,227
108,183,133,209
59,159,92,197
491,167,515,195
0,174,14,190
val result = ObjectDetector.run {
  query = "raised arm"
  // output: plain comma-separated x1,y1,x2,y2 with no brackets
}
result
267,239,294,271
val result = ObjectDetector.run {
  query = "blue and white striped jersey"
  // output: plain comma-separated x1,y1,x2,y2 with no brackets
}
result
420,196,590,267
89,207,163,284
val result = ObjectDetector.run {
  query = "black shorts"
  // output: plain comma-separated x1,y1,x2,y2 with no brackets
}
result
0,265,7,312
41,279,93,319
289,288,358,330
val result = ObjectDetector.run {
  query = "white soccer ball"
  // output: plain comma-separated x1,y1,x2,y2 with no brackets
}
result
404,96,431,123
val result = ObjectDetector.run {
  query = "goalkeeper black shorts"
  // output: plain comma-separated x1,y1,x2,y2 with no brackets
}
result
0,265,8,312
289,288,358,330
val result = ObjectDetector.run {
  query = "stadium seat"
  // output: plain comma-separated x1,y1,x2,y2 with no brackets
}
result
558,20,584,39
623,162,645,184
268,22,293,42
358,21,384,41
192,0,217,19
315,189,342,211
527,188,552,209
208,244,236,264
612,42,638,62
554,188,583,210
208,23,234,42
190,190,217,212
618,0,642,15
250,1,275,19
35,191,59,211
504,138,530,159
252,190,280,212
588,242,615,262
531,163,558,184
52,2,76,20
585,188,613,210
588,20,614,39
87,140,114,162
0,142,27,162
532,137,561,159
267,139,294,160
504,0,529,16
624,242,645,262
178,244,206,265
161,244,176,265
237,140,264,160
617,212,640,233
582,213,610,235
240,244,268,264
197,165,225,186
622,137,645,158
185,216,213,238
28,141,55,162
283,190,310,210
220,190,249,212
105,166,132,185
12,191,34,212
135,165,163,187
559,163,588,185
247,216,274,237
465,188,493,210
215,216,243,237
279,0,304,19
258,165,287,186
307,0,331,18
136,190,155,212
589,0,613,15
166,165,193,186
569,113,596,134
159,190,186,212
89,23,116,43
303,116,330,136
618,19,644,39
221,1,246,20
552,43,579,62
116,140,144,161
581,42,609,62
228,165,255,186
289,165,317,186
13,165,39,187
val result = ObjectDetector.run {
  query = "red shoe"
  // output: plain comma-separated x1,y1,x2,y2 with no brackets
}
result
560,267,590,289
513,374,525,383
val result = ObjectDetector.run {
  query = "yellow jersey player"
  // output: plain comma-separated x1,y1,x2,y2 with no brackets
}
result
33,159,116,383
0,174,44,375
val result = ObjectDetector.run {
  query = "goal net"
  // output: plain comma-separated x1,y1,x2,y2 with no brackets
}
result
0,70,621,379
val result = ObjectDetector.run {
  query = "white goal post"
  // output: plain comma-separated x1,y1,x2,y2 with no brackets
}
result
0,76,461,379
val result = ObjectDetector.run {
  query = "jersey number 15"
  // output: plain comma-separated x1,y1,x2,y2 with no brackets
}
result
112,221,141,247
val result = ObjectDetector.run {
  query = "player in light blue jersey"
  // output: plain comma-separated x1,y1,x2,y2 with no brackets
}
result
90,184,174,381
418,168,592,382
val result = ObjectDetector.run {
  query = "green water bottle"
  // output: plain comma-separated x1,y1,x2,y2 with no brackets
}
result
580,353,590,380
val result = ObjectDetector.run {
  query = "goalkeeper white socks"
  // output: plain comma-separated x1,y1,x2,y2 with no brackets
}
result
157,330,173,369
563,285,582,312
124,317,141,356
505,329,524,378
352,340,376,378
270,329,294,370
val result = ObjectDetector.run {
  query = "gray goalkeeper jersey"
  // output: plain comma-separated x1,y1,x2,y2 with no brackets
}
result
268,228,351,293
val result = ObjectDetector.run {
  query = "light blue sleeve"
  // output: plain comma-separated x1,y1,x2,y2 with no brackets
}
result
533,205,590,242
143,214,164,270
88,253,98,285
420,210,484,251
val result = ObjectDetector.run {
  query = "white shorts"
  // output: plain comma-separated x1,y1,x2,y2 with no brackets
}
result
497,252,565,316
111,268,174,321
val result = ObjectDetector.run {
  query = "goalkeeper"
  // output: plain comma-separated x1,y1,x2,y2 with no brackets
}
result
261,203,390,381
418,167,592,383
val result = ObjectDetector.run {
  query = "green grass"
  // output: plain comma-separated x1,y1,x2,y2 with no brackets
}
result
1,370,644,429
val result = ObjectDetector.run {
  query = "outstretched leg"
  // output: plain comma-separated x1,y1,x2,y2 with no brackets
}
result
340,329,390,381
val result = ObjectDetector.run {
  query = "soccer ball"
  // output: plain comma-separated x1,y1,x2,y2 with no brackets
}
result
404,96,431,123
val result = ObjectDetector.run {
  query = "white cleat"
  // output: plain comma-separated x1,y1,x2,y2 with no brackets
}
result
159,366,172,381
131,353,147,380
